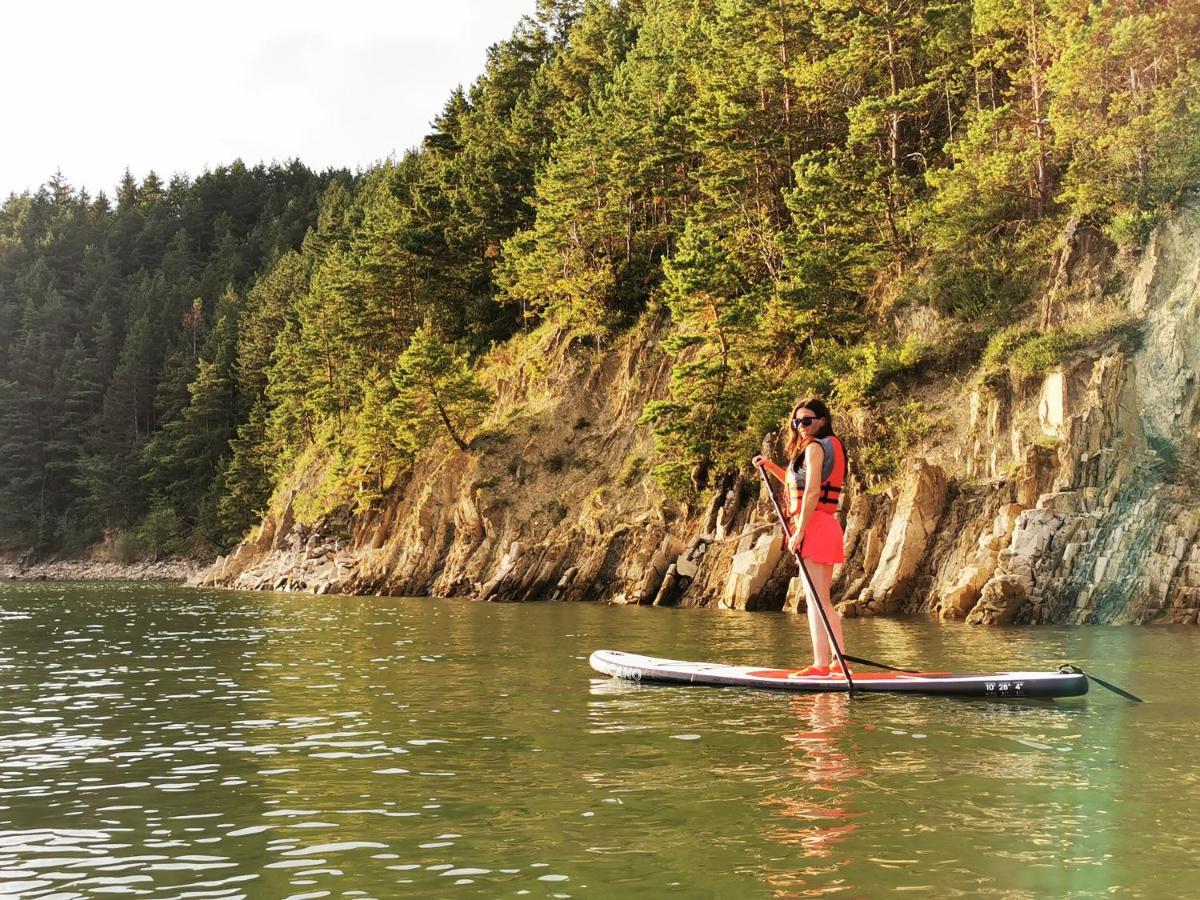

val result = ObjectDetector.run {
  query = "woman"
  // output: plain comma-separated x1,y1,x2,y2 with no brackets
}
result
754,398,848,677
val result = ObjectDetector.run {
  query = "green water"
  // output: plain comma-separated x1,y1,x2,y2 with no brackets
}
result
0,583,1195,898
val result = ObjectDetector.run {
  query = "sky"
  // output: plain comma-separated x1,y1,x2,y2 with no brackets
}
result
1,0,541,199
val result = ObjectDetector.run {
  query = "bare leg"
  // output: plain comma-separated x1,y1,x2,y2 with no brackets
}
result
801,560,844,667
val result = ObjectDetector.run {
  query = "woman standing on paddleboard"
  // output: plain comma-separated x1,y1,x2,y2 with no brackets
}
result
754,398,848,677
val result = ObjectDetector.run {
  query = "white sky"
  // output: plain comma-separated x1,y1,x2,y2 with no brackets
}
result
1,0,541,199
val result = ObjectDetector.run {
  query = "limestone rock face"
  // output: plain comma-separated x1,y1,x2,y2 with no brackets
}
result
934,503,1027,620
844,461,947,616
831,200,1200,624
1130,201,1200,444
951,199,1200,624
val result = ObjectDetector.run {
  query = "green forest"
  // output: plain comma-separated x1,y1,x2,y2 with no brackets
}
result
2,0,1197,559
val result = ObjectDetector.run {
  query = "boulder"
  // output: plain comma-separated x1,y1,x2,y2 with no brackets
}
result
721,528,784,610
966,575,1028,625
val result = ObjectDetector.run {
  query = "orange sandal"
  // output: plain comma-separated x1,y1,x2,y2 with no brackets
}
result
829,660,854,676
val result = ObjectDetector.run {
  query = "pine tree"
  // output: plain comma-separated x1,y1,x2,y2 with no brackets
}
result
346,166,428,370
0,380,43,541
140,287,240,545
641,215,770,494
498,0,699,335
0,160,334,551
218,398,276,539
1050,0,1200,242
913,0,1063,316
293,248,359,422
263,320,314,469
217,251,313,540
345,370,409,511
236,250,311,404
390,322,493,454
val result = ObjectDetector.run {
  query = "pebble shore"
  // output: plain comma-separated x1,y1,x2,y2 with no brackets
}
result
1,559,204,582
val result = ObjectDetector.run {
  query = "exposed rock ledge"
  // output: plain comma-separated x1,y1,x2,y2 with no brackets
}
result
194,200,1200,625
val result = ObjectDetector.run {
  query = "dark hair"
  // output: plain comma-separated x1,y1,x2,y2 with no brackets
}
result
785,397,834,460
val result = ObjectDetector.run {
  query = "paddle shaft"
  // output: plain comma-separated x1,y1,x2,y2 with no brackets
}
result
755,461,855,694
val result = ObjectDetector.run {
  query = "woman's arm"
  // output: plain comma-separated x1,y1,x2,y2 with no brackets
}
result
753,456,788,484
789,441,826,551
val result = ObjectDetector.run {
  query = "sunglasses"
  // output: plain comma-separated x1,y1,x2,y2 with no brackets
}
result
792,416,819,428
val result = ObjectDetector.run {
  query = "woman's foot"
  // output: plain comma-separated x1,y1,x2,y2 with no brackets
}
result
793,664,830,677
829,659,854,676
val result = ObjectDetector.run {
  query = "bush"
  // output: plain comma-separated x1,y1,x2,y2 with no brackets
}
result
469,422,513,452
1009,331,1077,377
1108,209,1156,247
854,402,937,488
545,496,568,524
650,460,695,500
981,326,1037,375
619,455,645,487
111,530,146,564
898,334,931,368
983,315,1140,381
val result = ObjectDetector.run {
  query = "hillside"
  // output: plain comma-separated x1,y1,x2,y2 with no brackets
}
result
194,197,1200,624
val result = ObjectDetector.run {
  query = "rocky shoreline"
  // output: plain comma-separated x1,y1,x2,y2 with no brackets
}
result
1,558,204,583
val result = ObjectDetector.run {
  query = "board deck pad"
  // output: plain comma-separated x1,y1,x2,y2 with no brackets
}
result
589,650,1088,699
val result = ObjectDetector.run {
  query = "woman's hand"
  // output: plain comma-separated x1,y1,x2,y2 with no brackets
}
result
788,524,805,554
751,454,765,467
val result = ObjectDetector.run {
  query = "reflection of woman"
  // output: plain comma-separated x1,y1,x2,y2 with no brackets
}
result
754,398,848,677
765,693,860,865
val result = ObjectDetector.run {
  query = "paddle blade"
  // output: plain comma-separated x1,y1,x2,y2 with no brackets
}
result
842,653,919,674
1086,672,1144,703
1060,664,1143,702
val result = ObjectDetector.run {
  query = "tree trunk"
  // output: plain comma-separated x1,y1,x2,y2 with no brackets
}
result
1028,0,1049,217
429,381,468,452
886,18,901,175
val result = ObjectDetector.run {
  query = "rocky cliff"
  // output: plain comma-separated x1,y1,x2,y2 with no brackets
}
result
194,200,1200,625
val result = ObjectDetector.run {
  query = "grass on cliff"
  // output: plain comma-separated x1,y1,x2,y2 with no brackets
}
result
981,312,1141,382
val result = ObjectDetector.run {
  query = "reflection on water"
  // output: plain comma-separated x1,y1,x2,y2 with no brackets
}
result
0,582,1195,898
773,695,861,852
765,694,862,896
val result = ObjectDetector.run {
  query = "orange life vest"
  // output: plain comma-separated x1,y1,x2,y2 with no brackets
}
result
785,435,846,517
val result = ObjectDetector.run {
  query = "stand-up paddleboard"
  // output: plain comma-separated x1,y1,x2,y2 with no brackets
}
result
589,650,1089,699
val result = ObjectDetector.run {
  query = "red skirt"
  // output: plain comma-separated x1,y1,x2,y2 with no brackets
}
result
794,510,845,565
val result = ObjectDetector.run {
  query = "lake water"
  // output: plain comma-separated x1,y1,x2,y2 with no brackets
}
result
0,582,1196,898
